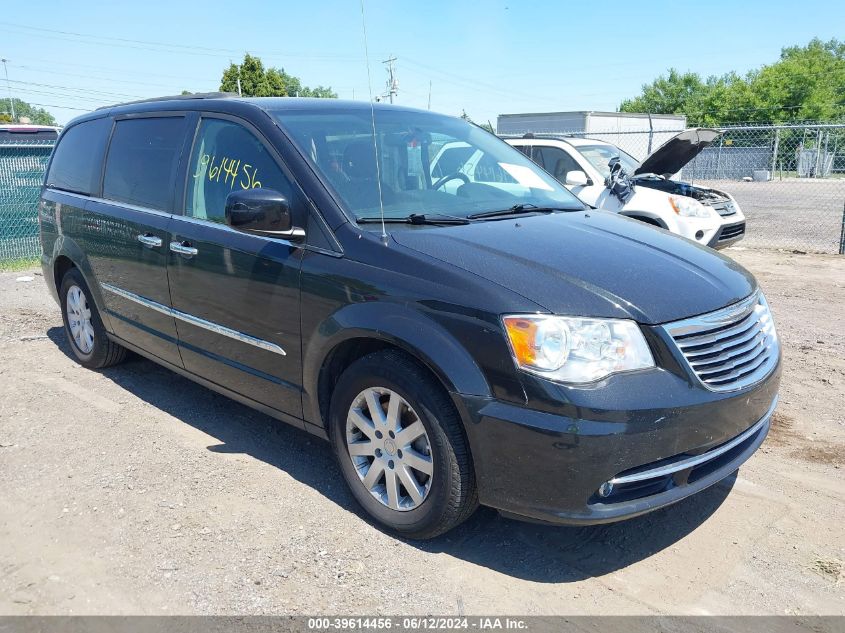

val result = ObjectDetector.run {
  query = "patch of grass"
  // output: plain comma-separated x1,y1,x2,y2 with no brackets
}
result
0,256,40,272
811,557,843,582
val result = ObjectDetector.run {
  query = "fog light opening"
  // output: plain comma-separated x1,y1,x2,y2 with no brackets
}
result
695,230,705,240
598,481,614,498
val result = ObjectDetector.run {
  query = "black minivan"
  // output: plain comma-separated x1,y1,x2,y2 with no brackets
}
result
39,95,781,538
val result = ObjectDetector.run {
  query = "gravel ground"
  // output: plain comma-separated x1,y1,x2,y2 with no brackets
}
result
695,179,845,254
0,248,843,615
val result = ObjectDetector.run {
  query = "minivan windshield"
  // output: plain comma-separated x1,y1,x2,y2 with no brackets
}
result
272,107,586,222
577,144,640,179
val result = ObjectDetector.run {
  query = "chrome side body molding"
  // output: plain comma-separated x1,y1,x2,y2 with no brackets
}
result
101,283,286,356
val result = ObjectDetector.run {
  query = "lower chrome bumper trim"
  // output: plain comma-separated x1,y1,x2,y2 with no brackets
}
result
609,396,777,485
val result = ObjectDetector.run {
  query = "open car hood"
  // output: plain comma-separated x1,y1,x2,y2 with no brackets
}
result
634,128,722,176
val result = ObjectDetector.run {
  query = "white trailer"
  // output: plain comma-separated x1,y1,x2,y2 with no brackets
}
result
496,111,687,161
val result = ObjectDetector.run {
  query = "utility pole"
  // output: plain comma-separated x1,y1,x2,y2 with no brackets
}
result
230,59,242,96
1,58,15,121
382,55,397,104
427,80,431,110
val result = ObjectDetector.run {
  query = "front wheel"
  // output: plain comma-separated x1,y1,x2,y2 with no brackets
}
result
329,350,478,539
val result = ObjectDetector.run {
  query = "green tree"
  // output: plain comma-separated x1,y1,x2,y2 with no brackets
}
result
219,53,337,98
619,69,710,121
620,38,845,126
0,98,57,126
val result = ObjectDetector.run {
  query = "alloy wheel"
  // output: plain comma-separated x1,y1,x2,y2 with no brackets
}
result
66,284,95,354
345,387,434,511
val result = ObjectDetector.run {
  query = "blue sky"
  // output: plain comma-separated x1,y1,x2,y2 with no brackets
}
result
1,0,843,126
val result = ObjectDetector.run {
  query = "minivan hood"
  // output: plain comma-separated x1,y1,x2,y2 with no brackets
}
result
634,128,721,176
391,211,755,324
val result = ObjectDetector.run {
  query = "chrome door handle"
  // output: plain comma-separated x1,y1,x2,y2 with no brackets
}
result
137,233,162,248
170,241,198,257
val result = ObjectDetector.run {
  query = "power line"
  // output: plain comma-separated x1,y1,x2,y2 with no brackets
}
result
0,22,365,62
20,101,90,112
12,86,121,104
17,58,221,83
11,64,213,91
6,78,143,100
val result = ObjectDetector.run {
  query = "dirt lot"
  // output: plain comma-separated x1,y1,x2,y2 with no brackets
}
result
0,248,843,616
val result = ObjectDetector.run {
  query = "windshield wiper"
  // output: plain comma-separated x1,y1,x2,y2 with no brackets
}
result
467,203,580,220
356,213,470,226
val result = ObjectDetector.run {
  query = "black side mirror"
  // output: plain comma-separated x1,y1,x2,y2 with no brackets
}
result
224,188,305,240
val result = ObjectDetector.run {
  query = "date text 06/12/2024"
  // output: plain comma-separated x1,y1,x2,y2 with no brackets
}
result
307,617,529,630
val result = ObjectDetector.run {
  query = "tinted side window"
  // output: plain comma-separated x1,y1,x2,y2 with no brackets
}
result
539,147,581,182
103,117,187,211
512,144,531,158
46,118,111,195
185,118,294,223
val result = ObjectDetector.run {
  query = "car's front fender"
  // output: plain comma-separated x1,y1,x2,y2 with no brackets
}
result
300,300,494,431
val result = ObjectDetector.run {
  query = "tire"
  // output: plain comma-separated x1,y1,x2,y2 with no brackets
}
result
329,349,478,539
629,215,662,228
59,267,128,369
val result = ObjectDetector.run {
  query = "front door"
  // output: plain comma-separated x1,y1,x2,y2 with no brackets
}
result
85,114,190,367
167,116,304,417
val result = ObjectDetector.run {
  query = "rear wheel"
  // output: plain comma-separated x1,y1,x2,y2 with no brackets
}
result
59,268,127,369
329,350,478,539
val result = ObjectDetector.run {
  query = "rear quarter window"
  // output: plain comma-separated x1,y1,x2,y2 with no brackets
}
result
46,118,111,195
103,116,187,211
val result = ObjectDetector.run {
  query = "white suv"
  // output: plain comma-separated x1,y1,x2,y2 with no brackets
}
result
504,130,746,249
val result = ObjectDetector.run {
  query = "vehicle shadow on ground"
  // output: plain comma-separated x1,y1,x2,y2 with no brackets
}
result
49,327,735,583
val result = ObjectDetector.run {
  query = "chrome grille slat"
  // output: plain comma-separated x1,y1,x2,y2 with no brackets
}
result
664,292,779,392
677,311,756,347
697,345,768,378
706,354,771,385
686,330,766,368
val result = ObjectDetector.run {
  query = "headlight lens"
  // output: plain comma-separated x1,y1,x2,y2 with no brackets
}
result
669,195,713,218
502,315,655,383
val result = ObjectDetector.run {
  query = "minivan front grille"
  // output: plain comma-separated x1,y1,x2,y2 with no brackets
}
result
664,292,779,392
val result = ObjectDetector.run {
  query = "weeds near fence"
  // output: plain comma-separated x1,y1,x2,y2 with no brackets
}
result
0,256,40,272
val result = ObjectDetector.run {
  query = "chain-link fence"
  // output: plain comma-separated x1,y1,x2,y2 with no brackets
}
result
0,138,54,262
502,123,845,254
1,126,844,261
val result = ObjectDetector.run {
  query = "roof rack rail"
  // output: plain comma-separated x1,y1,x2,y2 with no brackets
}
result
497,132,610,144
96,92,239,110
497,132,582,140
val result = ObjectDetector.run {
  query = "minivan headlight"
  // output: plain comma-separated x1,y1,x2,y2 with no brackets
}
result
669,195,713,218
502,315,655,383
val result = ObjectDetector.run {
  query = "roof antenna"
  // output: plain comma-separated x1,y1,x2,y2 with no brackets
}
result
358,0,387,243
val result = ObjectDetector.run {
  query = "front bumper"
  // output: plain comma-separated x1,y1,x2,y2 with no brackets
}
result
457,357,780,525
708,221,746,249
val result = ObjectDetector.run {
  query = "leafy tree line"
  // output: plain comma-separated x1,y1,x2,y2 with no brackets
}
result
0,98,58,126
217,54,337,98
620,38,845,126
